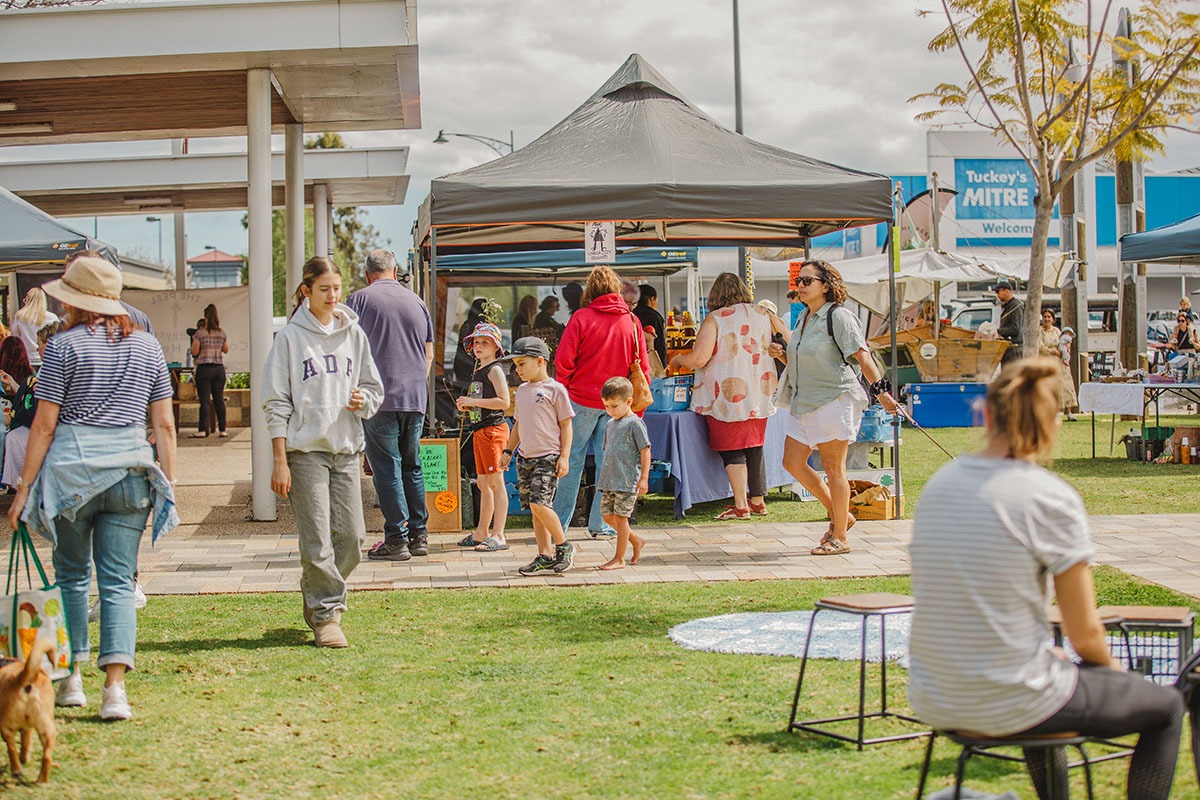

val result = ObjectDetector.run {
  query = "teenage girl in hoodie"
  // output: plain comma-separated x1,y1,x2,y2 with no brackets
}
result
263,257,383,648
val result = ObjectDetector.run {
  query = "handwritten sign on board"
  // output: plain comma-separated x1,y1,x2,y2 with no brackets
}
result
419,443,449,493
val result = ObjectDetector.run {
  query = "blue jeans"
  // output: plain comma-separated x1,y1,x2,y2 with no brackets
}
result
52,472,151,671
363,410,428,538
552,402,614,534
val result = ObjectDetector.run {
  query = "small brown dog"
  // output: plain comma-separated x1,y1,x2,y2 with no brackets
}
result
0,637,56,783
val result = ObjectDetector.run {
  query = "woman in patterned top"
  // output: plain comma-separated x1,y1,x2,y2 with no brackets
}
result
190,303,230,438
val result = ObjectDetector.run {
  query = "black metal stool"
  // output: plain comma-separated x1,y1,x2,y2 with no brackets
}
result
914,730,1131,800
787,592,928,750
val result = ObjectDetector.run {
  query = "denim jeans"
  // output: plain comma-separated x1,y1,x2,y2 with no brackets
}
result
52,472,151,671
552,402,614,534
363,410,428,538
287,450,364,624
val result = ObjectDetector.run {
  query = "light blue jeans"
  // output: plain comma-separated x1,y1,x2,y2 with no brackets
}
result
52,472,151,671
552,402,615,535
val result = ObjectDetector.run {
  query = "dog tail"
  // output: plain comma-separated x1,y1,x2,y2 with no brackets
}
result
20,638,55,689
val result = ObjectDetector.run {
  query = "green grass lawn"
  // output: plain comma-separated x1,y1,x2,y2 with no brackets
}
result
22,570,1199,799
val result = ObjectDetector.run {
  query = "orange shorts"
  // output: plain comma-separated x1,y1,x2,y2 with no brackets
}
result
473,423,510,475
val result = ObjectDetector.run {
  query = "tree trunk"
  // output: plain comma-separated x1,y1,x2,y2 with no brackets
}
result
1022,195,1055,358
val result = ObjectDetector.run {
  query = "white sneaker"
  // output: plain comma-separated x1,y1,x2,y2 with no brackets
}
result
88,599,100,623
134,583,148,609
55,672,86,707
99,684,132,721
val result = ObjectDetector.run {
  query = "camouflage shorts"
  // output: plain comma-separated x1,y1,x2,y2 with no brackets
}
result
516,454,559,509
599,490,637,518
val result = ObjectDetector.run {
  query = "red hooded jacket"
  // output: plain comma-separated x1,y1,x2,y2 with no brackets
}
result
554,293,650,410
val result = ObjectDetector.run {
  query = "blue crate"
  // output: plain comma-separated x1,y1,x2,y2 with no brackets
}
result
908,382,987,428
856,407,899,443
650,374,694,412
505,482,530,516
647,460,672,495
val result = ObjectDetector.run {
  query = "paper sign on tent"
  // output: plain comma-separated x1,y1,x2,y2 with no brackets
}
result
584,221,615,264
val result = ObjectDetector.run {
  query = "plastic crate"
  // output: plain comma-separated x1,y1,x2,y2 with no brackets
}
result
647,460,672,495
650,374,694,412
857,407,899,443
907,382,986,428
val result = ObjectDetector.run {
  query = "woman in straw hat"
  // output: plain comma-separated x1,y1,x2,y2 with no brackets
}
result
7,255,178,722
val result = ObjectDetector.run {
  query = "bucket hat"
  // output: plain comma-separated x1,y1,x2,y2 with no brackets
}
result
463,322,504,353
42,256,125,316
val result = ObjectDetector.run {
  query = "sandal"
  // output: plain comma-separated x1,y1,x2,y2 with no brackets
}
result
715,506,751,521
810,537,850,556
748,501,768,516
474,536,510,552
189,432,208,439
824,514,857,538
456,534,484,548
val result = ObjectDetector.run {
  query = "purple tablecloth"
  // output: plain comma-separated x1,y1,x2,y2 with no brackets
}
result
644,410,790,518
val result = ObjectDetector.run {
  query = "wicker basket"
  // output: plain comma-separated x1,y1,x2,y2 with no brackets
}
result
903,338,1009,382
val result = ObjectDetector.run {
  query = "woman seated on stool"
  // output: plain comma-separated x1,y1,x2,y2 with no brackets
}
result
908,357,1185,800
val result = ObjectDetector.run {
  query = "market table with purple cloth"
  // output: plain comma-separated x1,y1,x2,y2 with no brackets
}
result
644,410,790,518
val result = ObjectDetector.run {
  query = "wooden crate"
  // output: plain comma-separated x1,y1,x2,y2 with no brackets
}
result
903,338,1009,383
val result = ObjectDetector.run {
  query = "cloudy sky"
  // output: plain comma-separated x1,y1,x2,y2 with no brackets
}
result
7,0,1200,265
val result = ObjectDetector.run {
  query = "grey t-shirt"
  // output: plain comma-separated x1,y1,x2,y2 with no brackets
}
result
598,413,651,493
907,455,1093,736
346,279,433,413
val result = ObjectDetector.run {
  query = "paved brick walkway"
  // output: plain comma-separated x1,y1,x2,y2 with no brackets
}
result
9,430,1200,599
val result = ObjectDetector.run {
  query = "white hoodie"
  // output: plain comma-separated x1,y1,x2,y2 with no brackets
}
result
263,301,384,454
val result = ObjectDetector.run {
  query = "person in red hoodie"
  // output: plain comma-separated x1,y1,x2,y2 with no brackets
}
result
553,265,650,538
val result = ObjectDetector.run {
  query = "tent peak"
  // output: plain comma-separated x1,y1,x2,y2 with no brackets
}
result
585,53,690,106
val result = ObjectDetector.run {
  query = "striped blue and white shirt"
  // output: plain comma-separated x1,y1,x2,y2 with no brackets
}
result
908,455,1093,736
36,325,171,427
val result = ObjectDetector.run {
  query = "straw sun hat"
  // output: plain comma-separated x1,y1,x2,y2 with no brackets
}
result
43,256,126,316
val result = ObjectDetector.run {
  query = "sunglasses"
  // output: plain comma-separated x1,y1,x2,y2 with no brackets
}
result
795,275,824,287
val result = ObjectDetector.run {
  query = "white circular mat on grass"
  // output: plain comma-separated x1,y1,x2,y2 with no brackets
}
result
668,611,911,666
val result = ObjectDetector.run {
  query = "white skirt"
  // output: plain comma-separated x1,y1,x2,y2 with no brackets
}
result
786,393,865,447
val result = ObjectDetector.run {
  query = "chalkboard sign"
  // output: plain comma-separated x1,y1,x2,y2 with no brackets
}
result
419,438,461,532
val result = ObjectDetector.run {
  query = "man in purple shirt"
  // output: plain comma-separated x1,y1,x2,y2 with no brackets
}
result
346,249,434,561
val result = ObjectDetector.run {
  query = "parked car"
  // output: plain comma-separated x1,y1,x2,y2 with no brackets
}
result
1147,309,1177,344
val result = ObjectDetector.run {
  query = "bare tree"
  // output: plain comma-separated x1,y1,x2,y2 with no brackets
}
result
915,0,1200,355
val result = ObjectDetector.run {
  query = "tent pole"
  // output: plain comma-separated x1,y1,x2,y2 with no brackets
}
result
889,183,902,510
930,171,942,339
427,228,438,436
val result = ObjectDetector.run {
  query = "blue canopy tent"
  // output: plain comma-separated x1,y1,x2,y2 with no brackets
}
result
1119,211,1200,265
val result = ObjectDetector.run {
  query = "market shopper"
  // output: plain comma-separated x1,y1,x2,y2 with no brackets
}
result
346,249,434,563
908,357,1186,800
8,255,178,720
1037,309,1077,420
633,284,667,367
11,287,59,368
769,261,898,555
1168,311,1199,352
994,279,1024,362
190,303,230,438
671,272,776,520
553,265,649,538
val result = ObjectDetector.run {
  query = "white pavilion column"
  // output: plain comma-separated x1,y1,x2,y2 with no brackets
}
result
248,68,276,521
284,123,305,312
313,183,329,260
172,139,187,290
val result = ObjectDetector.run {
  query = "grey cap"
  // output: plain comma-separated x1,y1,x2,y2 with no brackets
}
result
497,336,551,362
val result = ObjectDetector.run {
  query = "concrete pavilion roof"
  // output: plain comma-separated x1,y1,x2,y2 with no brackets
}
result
0,146,410,216
0,0,420,146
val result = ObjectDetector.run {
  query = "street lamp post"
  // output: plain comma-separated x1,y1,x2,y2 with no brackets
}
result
145,215,163,263
432,129,515,157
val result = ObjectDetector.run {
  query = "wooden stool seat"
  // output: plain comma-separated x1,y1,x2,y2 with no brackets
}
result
817,593,914,613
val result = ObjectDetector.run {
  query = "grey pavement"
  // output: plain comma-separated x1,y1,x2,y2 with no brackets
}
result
7,429,1199,599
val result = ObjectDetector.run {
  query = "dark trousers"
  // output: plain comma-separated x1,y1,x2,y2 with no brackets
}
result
194,363,227,433
717,446,766,497
1019,664,1184,800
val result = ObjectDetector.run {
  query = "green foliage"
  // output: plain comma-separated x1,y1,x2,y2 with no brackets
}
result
225,372,251,389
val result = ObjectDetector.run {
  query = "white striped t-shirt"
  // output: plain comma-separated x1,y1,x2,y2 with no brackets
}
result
36,325,171,427
907,455,1093,736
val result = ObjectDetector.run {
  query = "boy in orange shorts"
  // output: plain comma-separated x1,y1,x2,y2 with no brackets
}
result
455,322,511,551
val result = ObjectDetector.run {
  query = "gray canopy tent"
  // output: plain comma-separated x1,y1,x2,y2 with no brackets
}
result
1119,211,1200,265
0,185,118,269
414,53,904,503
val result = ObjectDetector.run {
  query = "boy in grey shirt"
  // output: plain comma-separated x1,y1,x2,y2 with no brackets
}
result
596,377,651,570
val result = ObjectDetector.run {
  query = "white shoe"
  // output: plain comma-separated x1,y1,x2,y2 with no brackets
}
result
100,684,132,721
134,583,148,609
88,599,100,623
55,672,86,707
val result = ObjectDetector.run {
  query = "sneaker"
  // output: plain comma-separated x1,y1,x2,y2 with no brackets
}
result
553,541,575,574
134,583,148,609
87,599,100,623
367,538,411,561
99,684,132,721
313,620,349,648
517,554,557,576
55,672,86,708
715,506,751,521
588,529,616,539
408,532,429,557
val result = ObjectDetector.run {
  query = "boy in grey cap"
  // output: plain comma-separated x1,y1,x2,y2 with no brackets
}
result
498,338,576,575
